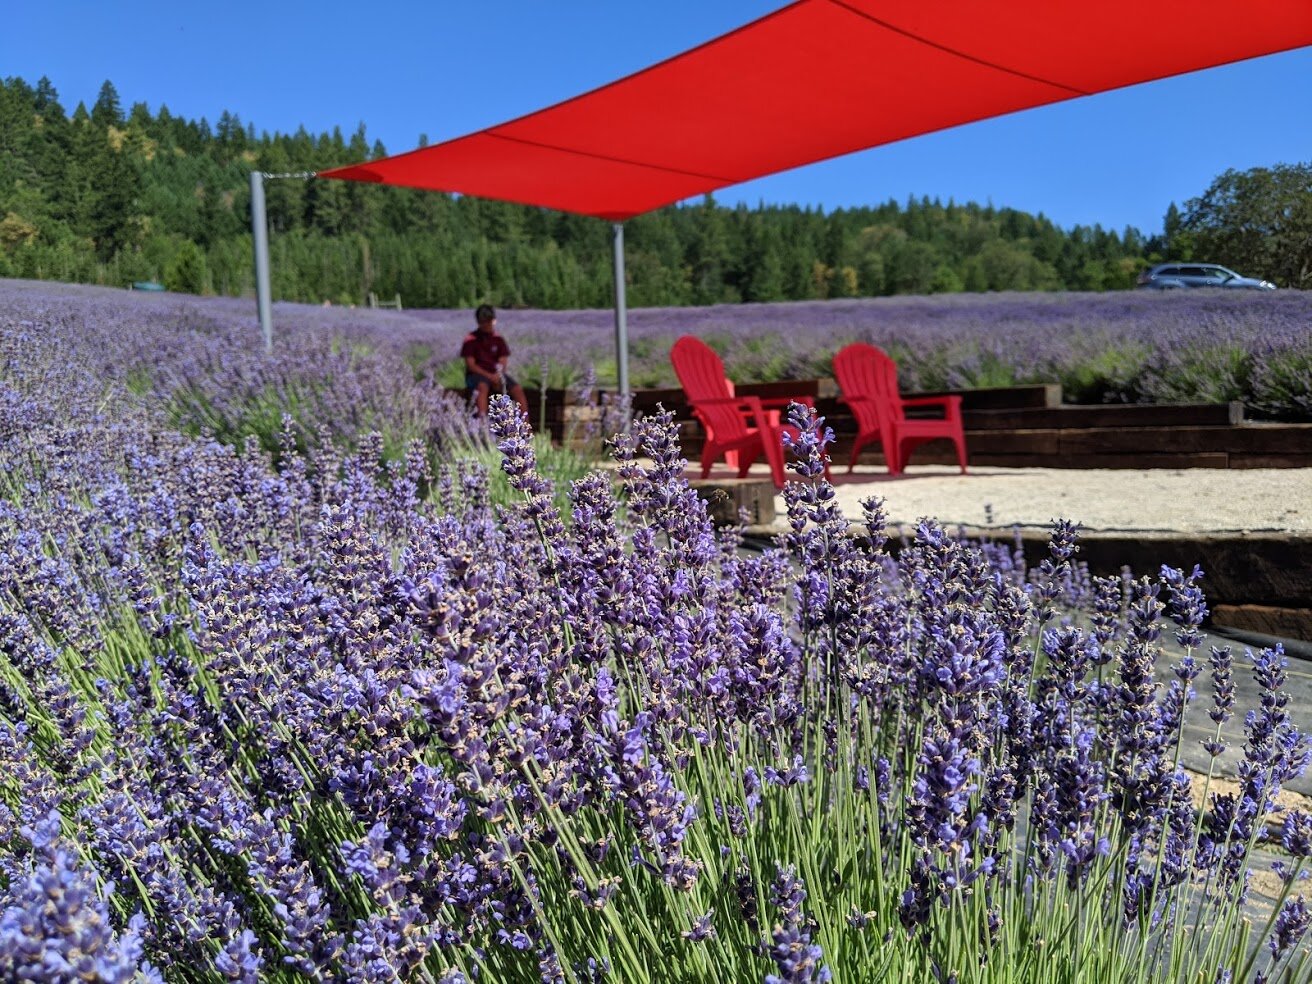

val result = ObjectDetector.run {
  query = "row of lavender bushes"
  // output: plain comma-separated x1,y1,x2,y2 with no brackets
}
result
2,283,1311,980
392,289,1312,419
0,279,601,509
5,279,1312,419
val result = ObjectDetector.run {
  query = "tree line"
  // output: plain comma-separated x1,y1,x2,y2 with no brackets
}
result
1,76,1307,308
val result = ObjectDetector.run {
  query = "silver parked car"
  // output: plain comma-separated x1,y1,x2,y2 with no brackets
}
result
1136,263,1276,290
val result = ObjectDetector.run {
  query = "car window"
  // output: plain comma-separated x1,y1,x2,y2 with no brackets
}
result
1156,266,1179,277
1178,267,1207,277
1202,267,1229,279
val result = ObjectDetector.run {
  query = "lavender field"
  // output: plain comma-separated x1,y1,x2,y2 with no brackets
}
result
2,278,1311,981
5,279,1312,417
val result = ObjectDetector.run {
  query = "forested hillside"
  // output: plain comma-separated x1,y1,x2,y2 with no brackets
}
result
2,75,1303,308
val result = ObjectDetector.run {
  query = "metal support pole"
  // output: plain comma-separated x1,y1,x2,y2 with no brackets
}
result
611,222,630,407
250,170,273,353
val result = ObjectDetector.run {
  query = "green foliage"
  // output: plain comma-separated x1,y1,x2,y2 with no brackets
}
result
929,263,964,294
123,365,154,396
629,361,668,388
724,333,797,383
1249,346,1312,419
161,361,593,498
536,359,582,391
402,341,436,380
163,239,208,294
167,381,314,458
1181,163,1312,288
590,356,619,388
436,357,469,389
0,75,1183,308
1140,343,1253,407
951,352,1020,390
886,339,949,391
1058,343,1152,404
467,434,594,513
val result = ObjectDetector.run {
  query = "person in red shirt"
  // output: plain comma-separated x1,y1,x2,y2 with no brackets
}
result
461,304,530,422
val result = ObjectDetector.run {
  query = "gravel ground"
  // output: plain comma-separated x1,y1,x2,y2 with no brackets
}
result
802,464,1312,534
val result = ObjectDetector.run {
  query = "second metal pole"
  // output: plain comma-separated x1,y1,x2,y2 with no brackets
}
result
611,222,629,406
250,170,274,353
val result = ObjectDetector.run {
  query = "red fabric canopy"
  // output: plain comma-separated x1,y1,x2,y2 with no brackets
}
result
320,0,1312,220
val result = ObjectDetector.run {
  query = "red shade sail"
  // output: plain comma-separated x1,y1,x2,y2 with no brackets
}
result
319,0,1312,221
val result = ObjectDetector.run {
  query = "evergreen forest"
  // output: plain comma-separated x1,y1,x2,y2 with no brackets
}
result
2,76,1307,308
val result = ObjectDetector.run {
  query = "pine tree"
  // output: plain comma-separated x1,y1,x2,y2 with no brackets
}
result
745,240,785,302
86,126,141,259
164,240,208,293
690,195,731,304
34,76,62,115
91,81,124,128
1163,202,1183,258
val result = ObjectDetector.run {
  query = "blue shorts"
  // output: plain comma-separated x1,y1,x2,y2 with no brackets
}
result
466,371,518,393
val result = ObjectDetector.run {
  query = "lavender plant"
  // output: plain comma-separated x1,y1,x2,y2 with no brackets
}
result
2,290,1311,982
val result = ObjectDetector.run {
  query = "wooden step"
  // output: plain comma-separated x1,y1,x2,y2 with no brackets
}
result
911,383,1062,410
1059,423,1312,456
961,402,1244,430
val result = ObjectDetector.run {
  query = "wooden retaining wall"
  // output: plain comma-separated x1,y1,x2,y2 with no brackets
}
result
453,382,1312,469
987,529,1312,644
629,381,1312,470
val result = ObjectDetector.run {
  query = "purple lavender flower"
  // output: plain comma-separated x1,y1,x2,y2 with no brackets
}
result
214,930,263,981
0,846,160,983
1208,644,1236,726
1283,810,1312,859
743,766,763,817
1267,895,1312,964
781,402,834,480
1032,520,1081,623
682,910,717,941
1047,729,1111,888
764,756,810,789
1089,574,1123,656
1160,564,1208,650
735,868,760,935
764,867,831,984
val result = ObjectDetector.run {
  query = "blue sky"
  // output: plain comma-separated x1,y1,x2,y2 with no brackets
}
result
5,0,1310,236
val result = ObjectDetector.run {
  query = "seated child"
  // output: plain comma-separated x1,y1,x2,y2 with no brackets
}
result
461,304,530,422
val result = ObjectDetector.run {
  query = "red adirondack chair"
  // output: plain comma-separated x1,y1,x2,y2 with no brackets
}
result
671,335,817,489
832,343,968,476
